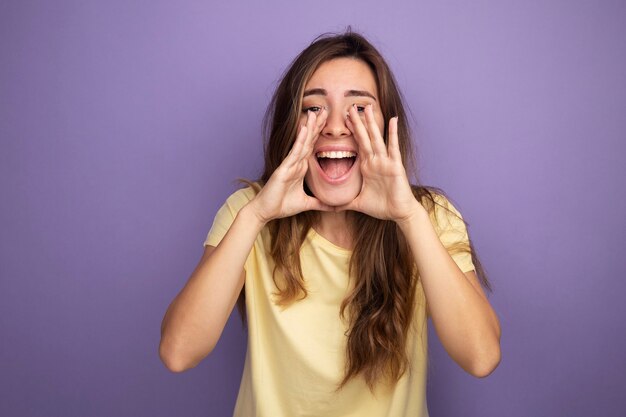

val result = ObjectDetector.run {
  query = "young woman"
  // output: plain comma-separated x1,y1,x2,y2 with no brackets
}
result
160,30,501,416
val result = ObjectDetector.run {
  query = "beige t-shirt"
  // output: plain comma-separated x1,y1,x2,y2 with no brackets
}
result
204,187,475,417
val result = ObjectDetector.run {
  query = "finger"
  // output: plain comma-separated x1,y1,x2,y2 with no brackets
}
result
388,117,401,161
347,105,373,156
299,110,319,157
290,111,315,162
314,106,328,132
284,124,308,166
306,107,328,155
364,104,387,156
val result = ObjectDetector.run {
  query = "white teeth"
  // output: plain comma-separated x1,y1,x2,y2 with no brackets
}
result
316,151,356,158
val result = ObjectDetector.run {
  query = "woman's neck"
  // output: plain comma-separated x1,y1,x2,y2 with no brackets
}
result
313,210,355,250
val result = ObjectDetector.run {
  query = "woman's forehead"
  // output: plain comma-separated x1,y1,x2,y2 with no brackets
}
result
305,58,378,94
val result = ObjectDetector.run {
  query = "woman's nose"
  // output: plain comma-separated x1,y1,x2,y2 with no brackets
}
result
321,107,350,138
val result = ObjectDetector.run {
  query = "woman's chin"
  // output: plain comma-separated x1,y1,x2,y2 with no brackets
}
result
315,189,360,209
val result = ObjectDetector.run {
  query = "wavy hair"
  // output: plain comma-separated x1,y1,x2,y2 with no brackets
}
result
245,29,490,390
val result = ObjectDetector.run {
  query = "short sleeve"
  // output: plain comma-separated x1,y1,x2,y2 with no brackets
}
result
203,187,257,248
429,194,475,273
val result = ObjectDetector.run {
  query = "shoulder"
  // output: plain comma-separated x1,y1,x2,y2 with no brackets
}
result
211,185,259,226
204,185,260,248
222,185,259,212
416,188,465,231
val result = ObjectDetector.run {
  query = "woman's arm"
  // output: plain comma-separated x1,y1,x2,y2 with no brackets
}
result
396,208,501,377
159,110,330,372
339,105,501,377
159,204,263,372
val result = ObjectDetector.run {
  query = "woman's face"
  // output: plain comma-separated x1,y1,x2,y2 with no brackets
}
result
301,58,384,207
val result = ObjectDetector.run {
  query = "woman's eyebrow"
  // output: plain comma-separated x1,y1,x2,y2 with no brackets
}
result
303,88,377,101
303,88,326,97
345,90,377,101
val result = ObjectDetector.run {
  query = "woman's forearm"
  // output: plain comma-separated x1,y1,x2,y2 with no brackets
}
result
159,203,264,372
397,204,501,377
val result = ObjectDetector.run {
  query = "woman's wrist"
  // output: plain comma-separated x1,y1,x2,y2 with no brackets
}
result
394,201,429,234
240,200,271,231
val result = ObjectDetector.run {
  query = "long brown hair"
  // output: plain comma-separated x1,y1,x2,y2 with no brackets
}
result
248,29,490,390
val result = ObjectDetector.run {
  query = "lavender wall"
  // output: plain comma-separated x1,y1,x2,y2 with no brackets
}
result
1,1,624,416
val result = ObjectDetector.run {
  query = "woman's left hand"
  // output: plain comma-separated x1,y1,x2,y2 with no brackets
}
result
336,104,422,223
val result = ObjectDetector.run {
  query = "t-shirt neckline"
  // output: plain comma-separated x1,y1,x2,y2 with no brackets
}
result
308,228,353,255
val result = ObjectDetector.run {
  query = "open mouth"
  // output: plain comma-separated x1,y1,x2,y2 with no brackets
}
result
316,151,357,180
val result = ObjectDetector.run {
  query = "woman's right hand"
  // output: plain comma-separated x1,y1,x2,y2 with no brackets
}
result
248,108,333,223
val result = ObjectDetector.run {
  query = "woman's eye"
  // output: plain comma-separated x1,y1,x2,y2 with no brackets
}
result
302,106,322,114
355,105,366,113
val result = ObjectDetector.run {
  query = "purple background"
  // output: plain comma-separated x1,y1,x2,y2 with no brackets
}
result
1,1,625,416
